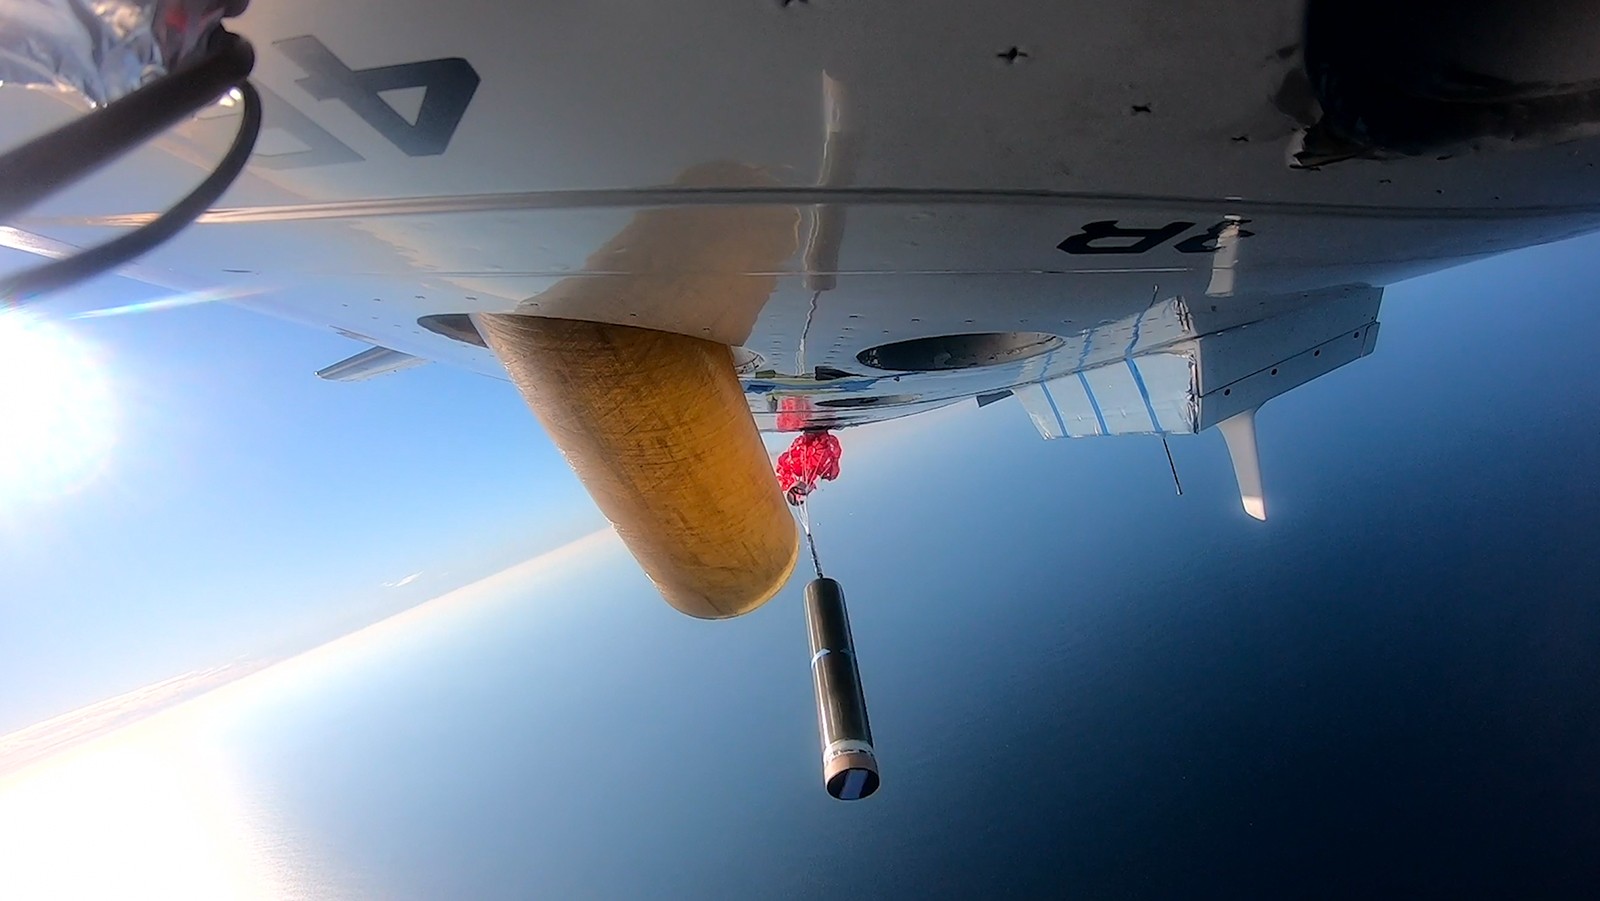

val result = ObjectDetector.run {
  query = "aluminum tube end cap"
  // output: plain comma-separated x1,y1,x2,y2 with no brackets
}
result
824,748,880,801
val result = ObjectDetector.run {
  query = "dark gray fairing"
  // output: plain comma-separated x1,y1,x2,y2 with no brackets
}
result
1300,0,1600,165
419,313,487,348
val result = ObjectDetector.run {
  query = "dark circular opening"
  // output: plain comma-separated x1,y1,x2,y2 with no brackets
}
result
856,332,1063,372
826,767,881,801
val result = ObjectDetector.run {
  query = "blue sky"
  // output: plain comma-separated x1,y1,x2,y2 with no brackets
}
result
0,254,605,733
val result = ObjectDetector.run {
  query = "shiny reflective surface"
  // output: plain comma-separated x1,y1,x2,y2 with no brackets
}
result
0,718,334,900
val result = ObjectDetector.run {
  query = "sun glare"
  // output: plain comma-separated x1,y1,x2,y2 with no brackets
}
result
0,722,299,900
0,309,114,504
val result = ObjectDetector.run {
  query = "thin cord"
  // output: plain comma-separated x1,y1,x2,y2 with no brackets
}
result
799,500,824,579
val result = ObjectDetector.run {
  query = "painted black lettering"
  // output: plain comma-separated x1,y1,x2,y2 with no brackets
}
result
276,36,480,157
1174,219,1256,254
1057,220,1195,255
252,84,363,170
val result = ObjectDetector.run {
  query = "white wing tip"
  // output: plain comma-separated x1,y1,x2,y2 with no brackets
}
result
1217,408,1267,523
1241,494,1266,521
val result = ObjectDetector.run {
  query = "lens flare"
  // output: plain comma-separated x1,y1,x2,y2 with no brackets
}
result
0,309,114,504
68,285,264,320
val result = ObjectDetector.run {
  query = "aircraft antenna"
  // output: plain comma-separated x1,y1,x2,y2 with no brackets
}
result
1161,434,1184,496
797,289,821,374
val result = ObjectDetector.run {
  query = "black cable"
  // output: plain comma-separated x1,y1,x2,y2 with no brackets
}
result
0,33,260,303
0,79,262,302
0,33,256,224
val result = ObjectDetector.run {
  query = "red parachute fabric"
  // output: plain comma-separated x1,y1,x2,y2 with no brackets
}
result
776,430,842,506
774,395,812,433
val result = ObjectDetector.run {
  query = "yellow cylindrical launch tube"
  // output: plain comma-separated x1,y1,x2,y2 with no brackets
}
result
476,314,798,619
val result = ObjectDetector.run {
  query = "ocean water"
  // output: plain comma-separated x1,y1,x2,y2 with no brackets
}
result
3,245,1600,899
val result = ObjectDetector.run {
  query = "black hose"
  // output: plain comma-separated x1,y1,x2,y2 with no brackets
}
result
0,34,256,223
0,80,262,301
0,33,260,302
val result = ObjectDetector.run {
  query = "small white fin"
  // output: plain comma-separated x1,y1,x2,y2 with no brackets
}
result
1217,408,1266,520
316,345,427,382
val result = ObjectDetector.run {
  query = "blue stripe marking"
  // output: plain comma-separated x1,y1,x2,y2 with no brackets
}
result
1125,307,1146,357
1042,381,1067,436
1078,371,1108,435
1075,327,1095,371
1036,343,1058,380
1125,357,1163,434
1030,342,1068,437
